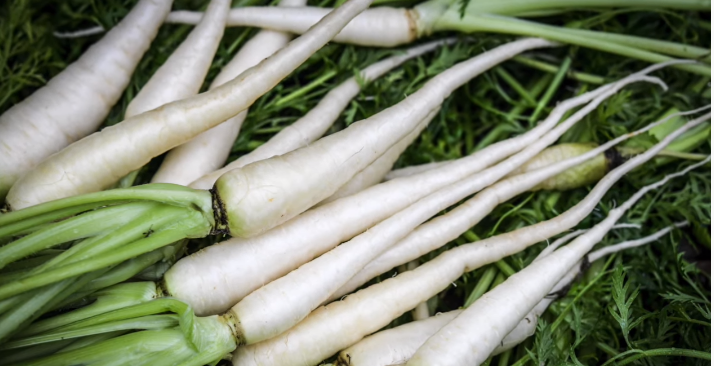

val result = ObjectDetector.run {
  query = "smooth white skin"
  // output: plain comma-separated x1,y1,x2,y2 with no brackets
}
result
215,38,554,238
152,0,306,185
0,0,172,199
230,113,709,366
335,222,685,366
319,109,438,205
190,39,454,189
331,73,669,301
164,59,647,316
385,161,450,180
6,0,375,209
407,150,709,366
167,6,417,47
227,112,437,345
124,0,228,119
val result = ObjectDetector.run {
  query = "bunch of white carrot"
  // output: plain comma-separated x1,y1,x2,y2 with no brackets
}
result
0,0,709,364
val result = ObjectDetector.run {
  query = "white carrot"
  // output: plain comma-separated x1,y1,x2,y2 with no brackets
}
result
385,161,450,181
124,0,228,119
0,0,172,199
407,155,707,365
231,114,708,366
330,87,706,303
5,0,375,211
164,1,711,75
227,71,666,345
318,109,438,205
151,0,307,185
188,38,454,189
336,222,685,366
167,41,661,317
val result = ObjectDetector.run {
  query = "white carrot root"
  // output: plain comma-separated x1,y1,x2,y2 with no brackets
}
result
407,153,708,365
151,0,307,185
230,112,709,366
319,109,438,205
339,222,684,366
385,161,450,180
331,75,694,301
6,0,375,210
190,39,454,189
124,0,228,119
169,40,647,317
232,86,667,345
214,38,553,237
0,0,172,199
167,6,417,47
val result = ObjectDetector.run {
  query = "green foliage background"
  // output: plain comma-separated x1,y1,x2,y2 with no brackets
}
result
0,0,710,364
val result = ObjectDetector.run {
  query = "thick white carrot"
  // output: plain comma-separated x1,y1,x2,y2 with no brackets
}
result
231,113,708,366
212,38,553,237
319,109,438,205
124,0,228,119
336,222,684,366
189,39,454,189
228,72,666,345
167,6,417,47
407,156,707,365
167,41,652,317
5,0,375,210
162,6,713,78
151,0,307,185
331,79,702,302
0,0,172,199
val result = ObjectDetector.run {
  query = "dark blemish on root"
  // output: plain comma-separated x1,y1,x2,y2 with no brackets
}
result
605,147,625,171
210,187,229,235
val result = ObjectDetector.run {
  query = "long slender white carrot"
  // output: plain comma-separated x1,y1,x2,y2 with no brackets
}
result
337,222,685,366
228,72,666,345
389,142,612,188
0,0,172,199
189,38,454,189
124,0,228,119
231,113,708,366
151,0,307,185
166,43,650,317
331,82,704,302
5,0,375,210
407,156,708,365
385,161,450,180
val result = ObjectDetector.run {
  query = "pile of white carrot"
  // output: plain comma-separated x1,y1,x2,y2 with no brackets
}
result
0,0,709,365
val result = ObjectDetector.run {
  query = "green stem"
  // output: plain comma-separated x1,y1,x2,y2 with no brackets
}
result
495,67,537,105
512,55,605,85
463,0,709,16
21,282,158,337
604,348,711,366
558,27,710,60
274,69,338,107
666,316,710,327
0,226,191,301
2,315,179,350
495,259,516,276
0,203,102,239
529,56,571,125
0,184,212,228
435,12,711,76
465,266,497,307
510,354,529,366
